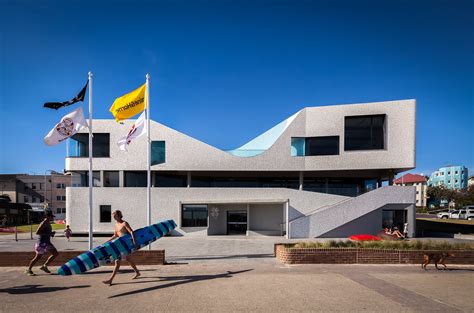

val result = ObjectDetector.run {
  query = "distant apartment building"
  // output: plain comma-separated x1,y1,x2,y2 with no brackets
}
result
0,173,71,220
428,166,468,190
394,173,427,208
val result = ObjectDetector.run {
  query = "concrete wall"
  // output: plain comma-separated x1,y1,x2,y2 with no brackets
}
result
319,204,412,238
66,100,416,173
289,186,416,238
249,203,284,234
66,187,348,234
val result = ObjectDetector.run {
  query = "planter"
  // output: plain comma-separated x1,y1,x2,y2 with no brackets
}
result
275,244,474,265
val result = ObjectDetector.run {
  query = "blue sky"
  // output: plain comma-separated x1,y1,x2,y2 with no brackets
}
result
0,0,473,176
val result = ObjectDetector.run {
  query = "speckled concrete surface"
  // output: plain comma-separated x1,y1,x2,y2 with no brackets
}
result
1,263,472,312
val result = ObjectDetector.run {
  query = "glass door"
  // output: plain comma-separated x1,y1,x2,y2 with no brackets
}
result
227,211,247,235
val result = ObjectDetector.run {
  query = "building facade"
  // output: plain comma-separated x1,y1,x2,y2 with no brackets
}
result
0,173,71,220
66,100,417,238
394,173,427,208
428,166,469,190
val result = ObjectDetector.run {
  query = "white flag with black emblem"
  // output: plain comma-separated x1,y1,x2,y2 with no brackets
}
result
117,111,147,151
44,106,88,146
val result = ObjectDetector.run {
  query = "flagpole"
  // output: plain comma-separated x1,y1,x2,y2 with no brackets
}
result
146,73,151,250
88,71,93,250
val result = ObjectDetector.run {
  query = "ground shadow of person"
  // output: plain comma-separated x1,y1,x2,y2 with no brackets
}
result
109,269,253,298
0,284,90,294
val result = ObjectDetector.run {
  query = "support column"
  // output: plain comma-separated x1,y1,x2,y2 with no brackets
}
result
246,203,250,236
119,171,124,187
285,200,289,239
407,204,416,238
299,171,303,191
99,171,104,187
388,170,395,186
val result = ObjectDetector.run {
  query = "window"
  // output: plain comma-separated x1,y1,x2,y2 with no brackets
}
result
151,141,165,165
32,183,36,190
56,196,66,201
100,205,112,223
291,137,339,156
39,183,43,190
68,133,110,157
104,171,120,187
455,171,458,174
24,196,29,202
345,115,386,151
56,208,66,214
71,171,100,187
56,183,66,189
448,172,451,175
124,171,147,187
154,172,187,187
306,136,339,156
182,205,208,227
291,138,305,156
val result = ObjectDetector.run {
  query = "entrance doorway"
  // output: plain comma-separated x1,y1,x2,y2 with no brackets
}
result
227,211,247,235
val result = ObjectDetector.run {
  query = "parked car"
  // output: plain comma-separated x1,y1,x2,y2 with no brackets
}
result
449,210,461,219
437,210,455,219
467,212,474,221
459,206,474,220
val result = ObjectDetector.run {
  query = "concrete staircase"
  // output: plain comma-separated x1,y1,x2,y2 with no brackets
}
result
288,186,416,238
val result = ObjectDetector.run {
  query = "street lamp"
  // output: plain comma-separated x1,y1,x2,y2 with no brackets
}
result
44,170,56,210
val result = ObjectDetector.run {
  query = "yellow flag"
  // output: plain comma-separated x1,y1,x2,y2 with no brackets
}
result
109,83,146,122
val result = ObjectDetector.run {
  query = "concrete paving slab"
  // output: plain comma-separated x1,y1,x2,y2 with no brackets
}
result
1,263,473,312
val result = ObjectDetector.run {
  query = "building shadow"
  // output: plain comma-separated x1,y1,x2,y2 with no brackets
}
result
0,284,90,294
109,269,253,298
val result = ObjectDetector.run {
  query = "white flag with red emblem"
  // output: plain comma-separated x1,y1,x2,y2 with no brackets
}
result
44,106,88,146
117,111,147,151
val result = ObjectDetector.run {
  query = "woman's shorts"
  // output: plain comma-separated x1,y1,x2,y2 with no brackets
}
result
35,242,56,255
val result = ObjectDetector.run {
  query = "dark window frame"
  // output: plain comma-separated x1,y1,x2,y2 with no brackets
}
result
181,204,208,227
100,205,112,223
104,171,120,187
305,136,340,156
344,114,386,151
68,133,111,158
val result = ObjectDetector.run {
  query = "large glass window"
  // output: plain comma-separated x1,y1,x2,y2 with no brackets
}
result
151,141,165,165
344,115,386,151
104,171,120,187
154,172,186,187
100,205,112,223
70,171,100,187
182,205,208,227
306,136,339,156
68,133,110,157
124,171,147,187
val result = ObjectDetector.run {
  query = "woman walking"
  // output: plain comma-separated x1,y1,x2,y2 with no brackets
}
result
102,210,140,285
25,211,58,276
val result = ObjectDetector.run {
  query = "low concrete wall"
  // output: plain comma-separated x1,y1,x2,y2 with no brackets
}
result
0,250,165,267
275,244,474,265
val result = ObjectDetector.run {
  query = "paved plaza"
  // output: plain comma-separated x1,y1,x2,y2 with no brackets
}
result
2,233,474,312
1,262,474,312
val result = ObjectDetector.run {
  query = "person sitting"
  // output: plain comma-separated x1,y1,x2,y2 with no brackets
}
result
390,227,405,239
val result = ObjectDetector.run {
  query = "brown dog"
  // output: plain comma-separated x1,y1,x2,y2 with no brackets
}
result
421,252,455,270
